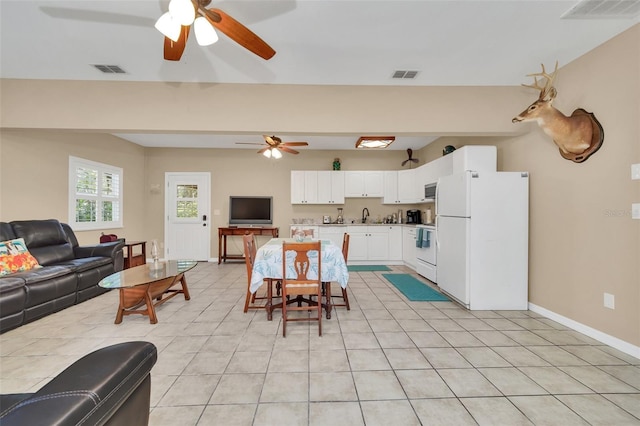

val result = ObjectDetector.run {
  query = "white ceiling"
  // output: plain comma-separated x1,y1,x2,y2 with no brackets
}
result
1,0,638,151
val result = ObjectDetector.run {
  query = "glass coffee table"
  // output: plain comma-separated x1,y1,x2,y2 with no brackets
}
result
99,260,197,324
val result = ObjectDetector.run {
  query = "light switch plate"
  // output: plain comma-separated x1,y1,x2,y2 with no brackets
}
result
632,203,640,219
604,293,615,309
632,164,640,180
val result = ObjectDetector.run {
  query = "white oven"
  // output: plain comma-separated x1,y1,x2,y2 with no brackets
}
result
416,225,437,283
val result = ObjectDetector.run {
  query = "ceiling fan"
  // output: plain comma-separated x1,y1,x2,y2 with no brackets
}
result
401,148,419,167
236,135,309,158
156,0,276,61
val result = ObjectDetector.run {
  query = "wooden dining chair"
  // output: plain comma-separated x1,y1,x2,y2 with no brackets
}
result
281,241,323,337
324,233,351,311
242,233,273,313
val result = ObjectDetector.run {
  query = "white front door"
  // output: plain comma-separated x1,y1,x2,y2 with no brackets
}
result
165,172,211,261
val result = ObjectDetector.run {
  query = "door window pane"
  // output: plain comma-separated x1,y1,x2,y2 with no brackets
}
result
177,185,198,198
177,201,198,218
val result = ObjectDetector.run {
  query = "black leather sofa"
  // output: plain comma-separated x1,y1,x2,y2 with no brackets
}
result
0,219,124,333
0,341,157,425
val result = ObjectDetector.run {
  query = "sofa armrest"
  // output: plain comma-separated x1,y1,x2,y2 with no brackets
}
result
74,240,124,261
0,341,157,426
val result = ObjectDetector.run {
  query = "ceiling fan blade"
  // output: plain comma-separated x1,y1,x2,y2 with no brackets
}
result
410,158,419,163
281,142,308,147
401,159,409,166
279,146,299,155
164,26,190,61
257,147,270,154
203,8,276,60
235,142,265,145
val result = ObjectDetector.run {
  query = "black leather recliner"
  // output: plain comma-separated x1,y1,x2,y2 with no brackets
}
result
0,341,157,425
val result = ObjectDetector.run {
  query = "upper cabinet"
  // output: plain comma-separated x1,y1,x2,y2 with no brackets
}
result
383,171,399,204
291,171,344,204
383,169,419,204
452,145,497,173
420,154,453,188
291,146,497,205
344,171,384,198
317,171,345,204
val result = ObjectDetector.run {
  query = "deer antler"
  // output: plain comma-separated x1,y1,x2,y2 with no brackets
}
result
522,61,558,100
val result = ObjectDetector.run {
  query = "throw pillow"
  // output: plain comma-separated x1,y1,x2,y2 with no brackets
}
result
0,238,42,276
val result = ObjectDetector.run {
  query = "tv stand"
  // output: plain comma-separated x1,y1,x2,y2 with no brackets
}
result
218,226,279,264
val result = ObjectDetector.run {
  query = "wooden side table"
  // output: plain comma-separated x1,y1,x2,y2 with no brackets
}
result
123,241,146,269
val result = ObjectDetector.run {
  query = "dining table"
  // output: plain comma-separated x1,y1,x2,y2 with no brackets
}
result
250,238,349,320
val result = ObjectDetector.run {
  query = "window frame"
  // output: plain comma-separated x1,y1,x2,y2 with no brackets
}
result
68,156,123,231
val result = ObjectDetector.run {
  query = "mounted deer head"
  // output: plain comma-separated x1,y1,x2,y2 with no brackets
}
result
512,62,604,163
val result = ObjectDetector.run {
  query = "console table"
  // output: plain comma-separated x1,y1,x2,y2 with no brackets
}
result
218,227,279,264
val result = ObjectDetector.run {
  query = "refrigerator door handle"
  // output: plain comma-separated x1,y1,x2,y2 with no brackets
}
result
435,215,440,250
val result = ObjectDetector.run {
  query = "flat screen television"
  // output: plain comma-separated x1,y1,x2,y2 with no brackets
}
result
229,196,273,225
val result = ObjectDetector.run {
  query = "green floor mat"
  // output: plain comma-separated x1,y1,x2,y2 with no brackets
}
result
382,273,450,302
347,265,391,272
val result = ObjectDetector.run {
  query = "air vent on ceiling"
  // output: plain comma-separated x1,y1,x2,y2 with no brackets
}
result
92,64,127,74
561,0,640,19
392,70,419,79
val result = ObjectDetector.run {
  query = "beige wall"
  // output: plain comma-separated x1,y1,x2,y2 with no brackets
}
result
502,26,639,346
0,130,147,245
1,24,638,348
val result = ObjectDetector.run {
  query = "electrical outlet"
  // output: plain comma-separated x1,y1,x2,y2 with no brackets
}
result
632,163,640,180
604,293,615,309
632,203,640,220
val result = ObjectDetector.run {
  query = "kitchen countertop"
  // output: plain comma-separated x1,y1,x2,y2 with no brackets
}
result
290,223,419,227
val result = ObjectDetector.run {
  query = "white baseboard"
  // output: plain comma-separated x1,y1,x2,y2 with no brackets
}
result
528,302,640,360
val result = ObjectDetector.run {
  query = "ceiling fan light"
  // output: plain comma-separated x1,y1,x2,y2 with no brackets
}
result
194,16,218,46
263,149,272,158
272,148,283,159
169,0,195,26
155,12,182,42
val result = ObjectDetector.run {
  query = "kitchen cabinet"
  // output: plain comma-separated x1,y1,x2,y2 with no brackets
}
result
291,171,318,204
316,171,344,204
291,171,344,204
451,145,497,173
384,170,418,204
318,226,346,249
402,226,417,269
387,225,403,261
383,171,399,204
398,169,419,203
347,225,388,261
421,155,453,187
344,171,384,198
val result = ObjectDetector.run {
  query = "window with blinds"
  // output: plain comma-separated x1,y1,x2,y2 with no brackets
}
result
69,156,123,230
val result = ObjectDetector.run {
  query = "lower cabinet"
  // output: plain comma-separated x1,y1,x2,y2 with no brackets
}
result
347,226,389,261
317,226,346,250
402,226,417,270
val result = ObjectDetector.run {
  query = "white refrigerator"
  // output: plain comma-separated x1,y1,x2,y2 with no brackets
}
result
436,171,529,310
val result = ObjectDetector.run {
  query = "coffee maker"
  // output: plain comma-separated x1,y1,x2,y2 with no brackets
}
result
406,209,421,224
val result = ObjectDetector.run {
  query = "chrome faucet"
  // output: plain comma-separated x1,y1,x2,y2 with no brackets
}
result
362,207,370,223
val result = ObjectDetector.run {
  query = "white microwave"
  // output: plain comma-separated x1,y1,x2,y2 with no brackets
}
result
424,183,437,200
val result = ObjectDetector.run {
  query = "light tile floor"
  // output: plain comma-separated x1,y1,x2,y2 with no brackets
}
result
1,262,639,425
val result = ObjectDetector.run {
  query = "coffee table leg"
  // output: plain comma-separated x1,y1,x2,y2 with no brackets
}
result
144,290,158,324
179,274,191,300
115,289,125,324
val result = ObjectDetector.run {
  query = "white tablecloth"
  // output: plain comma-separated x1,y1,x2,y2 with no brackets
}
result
249,238,349,294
